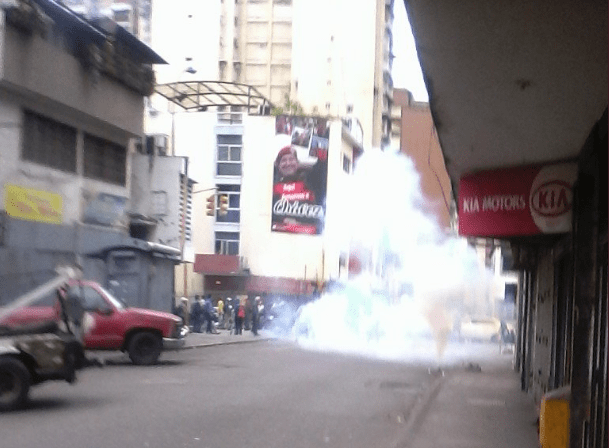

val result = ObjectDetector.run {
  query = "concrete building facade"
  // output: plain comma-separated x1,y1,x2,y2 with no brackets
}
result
0,0,180,312
391,88,452,231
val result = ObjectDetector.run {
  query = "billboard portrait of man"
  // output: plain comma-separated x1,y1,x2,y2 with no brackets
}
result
271,115,329,235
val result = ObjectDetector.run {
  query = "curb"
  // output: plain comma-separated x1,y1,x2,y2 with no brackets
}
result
393,370,446,448
181,337,272,350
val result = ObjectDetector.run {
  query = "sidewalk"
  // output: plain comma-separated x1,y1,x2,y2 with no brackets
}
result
400,352,539,448
182,328,271,349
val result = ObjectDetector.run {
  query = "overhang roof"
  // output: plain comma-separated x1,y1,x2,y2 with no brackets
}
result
155,81,274,113
30,0,167,65
90,16,167,64
403,0,608,196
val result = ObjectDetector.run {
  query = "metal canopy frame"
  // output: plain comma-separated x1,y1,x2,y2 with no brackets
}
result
154,81,274,113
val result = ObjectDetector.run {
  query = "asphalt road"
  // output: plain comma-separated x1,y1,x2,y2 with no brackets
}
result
1,340,441,448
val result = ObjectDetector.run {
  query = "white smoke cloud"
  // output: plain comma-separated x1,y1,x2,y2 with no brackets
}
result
285,148,499,366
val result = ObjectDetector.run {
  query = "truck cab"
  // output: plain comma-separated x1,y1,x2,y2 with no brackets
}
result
2,280,185,365
62,280,185,364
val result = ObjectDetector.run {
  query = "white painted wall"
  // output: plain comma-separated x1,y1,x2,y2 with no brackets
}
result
239,115,324,281
172,111,218,255
323,121,356,281
131,153,185,250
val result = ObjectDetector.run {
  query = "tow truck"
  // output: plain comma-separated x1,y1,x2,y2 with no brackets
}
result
1,273,185,366
0,266,95,411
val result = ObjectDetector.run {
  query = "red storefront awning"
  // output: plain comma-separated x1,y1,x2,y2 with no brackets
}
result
246,276,314,295
194,254,241,274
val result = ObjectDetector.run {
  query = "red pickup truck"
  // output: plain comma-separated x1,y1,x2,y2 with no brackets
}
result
0,280,185,365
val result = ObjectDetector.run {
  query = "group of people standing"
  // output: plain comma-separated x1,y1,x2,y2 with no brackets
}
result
224,296,264,336
190,295,218,334
174,295,264,336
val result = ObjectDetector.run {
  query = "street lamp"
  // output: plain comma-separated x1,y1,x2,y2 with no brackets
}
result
171,61,197,156
175,62,198,298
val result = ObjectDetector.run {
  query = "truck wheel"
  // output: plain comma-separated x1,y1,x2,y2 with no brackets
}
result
128,332,162,365
0,357,31,411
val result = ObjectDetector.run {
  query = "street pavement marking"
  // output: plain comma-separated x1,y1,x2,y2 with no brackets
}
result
466,398,506,406
141,378,189,385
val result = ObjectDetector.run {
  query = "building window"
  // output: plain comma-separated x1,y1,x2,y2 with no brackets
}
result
216,135,242,176
83,133,127,185
215,231,240,255
151,191,168,216
113,9,132,23
342,154,351,173
216,184,241,223
22,110,77,173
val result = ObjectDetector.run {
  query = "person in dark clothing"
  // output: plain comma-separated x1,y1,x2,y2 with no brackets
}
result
203,295,214,334
190,295,203,333
234,300,245,335
251,297,261,336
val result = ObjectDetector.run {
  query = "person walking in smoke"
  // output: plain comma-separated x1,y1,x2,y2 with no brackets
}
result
225,298,234,333
251,297,261,336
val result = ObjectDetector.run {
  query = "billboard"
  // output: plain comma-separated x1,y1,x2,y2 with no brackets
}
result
272,115,329,235
4,184,63,224
458,162,577,237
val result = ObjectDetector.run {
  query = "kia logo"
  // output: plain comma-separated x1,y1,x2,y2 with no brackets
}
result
530,181,572,217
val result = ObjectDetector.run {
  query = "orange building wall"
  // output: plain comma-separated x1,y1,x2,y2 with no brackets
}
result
393,89,452,230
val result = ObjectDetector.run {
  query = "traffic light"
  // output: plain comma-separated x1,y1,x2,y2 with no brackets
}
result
219,195,229,216
205,194,215,216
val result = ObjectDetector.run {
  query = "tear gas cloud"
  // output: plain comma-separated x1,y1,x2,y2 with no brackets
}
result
274,148,502,366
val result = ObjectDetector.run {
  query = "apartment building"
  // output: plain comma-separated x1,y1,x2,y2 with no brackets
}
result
217,0,394,149
61,0,152,43
144,0,391,301
391,88,452,231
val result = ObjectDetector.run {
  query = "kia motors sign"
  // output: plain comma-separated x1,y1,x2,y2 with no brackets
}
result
458,163,577,237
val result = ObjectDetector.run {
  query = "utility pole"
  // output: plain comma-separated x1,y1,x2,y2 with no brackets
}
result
180,157,189,298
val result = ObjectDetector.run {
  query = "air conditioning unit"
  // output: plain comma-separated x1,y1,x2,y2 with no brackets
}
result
257,104,271,115
154,135,168,156
145,134,169,156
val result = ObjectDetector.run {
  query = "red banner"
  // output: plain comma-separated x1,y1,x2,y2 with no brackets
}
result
458,163,577,237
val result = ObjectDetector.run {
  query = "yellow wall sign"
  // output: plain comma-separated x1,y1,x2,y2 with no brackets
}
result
4,184,63,224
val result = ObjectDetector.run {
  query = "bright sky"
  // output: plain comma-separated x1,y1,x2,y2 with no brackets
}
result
392,3,429,102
